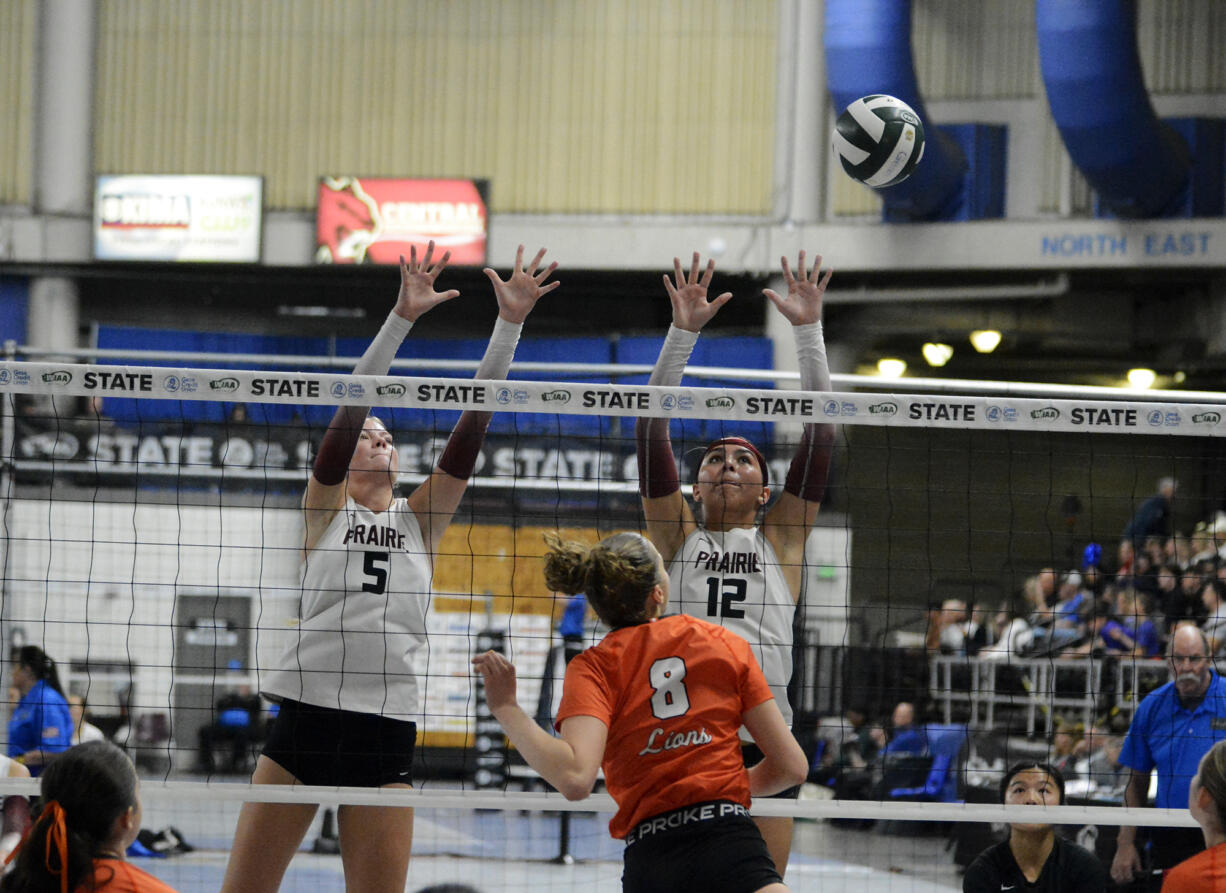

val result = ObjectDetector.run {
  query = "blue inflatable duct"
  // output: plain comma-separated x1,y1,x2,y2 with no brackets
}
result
824,0,967,220
1036,0,1189,218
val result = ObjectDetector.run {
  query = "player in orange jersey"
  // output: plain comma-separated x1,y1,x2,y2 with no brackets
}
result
473,531,807,893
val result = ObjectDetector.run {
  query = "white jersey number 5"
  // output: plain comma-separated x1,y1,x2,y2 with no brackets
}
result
648,656,690,719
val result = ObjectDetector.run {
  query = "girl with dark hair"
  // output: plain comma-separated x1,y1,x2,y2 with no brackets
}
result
634,251,835,876
473,532,808,893
1164,738,1226,890
7,646,72,775
1,740,178,893
962,762,1106,892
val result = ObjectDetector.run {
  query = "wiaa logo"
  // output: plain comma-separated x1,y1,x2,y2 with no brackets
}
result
1193,412,1221,425
42,370,72,385
375,383,406,398
1030,407,1059,420
23,430,79,461
706,396,735,410
541,389,571,404
868,402,898,416
209,377,239,392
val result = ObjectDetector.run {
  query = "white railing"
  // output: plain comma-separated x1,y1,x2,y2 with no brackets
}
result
929,654,1165,737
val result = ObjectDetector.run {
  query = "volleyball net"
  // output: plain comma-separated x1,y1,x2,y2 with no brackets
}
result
1,356,1223,890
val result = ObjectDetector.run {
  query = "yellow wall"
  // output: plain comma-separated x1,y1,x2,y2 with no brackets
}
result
432,523,597,617
93,0,777,214
0,0,35,205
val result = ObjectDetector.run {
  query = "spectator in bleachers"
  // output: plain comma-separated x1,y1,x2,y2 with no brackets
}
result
1174,567,1211,627
1114,587,1162,659
1081,732,1127,796
1081,561,1107,599
1123,477,1178,547
1189,524,1214,567
1049,717,1084,780
1169,533,1193,571
869,701,927,760
981,596,1034,662
1054,572,1089,628
1123,548,1162,608
962,604,992,656
1031,573,1088,655
937,599,969,655
1155,563,1186,625
1117,539,1136,578
196,682,264,775
69,694,107,746
1036,567,1060,608
1200,580,1226,656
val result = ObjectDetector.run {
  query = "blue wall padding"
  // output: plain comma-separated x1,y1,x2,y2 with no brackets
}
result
886,124,1007,223
0,277,29,348
1037,0,1191,219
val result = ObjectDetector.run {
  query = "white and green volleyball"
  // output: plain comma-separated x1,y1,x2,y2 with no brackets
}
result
832,94,926,187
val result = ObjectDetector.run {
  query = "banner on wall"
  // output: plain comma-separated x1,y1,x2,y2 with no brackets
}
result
93,175,264,263
11,423,648,489
314,177,489,266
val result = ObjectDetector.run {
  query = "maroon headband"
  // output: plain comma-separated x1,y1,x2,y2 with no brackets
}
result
699,436,769,487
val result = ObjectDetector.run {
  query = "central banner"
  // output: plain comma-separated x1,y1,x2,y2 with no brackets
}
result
315,177,490,265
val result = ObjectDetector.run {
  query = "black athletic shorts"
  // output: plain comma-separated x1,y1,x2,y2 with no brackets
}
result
622,801,781,893
261,698,417,788
742,742,801,800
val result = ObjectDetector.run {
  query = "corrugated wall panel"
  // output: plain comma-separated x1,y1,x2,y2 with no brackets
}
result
0,0,36,205
913,2,1039,100
1139,0,1226,94
95,0,776,214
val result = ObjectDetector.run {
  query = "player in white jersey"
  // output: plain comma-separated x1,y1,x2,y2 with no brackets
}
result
635,251,835,877
220,243,559,893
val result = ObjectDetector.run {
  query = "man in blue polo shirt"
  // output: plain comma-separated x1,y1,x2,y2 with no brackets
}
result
1110,624,1226,889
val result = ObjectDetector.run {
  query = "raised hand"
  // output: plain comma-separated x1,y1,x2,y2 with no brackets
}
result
394,240,461,322
763,251,833,326
483,245,560,324
472,650,519,714
664,252,733,333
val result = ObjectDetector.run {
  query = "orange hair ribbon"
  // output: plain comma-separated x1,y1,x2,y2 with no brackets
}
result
29,800,70,893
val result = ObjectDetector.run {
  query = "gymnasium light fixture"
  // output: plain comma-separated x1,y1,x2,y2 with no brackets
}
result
1127,368,1156,389
921,342,954,367
969,330,1002,353
876,358,907,378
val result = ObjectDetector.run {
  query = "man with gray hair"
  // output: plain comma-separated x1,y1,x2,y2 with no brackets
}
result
1123,476,1177,546
1110,624,1226,888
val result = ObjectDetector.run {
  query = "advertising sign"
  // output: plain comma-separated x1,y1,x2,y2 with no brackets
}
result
93,175,263,262
315,177,489,265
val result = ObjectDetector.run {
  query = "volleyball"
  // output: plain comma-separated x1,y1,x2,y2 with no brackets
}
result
832,94,926,187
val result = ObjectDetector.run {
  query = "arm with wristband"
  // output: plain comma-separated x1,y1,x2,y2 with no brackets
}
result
303,243,460,550
763,252,836,554
408,245,559,555
636,254,732,562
